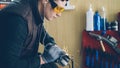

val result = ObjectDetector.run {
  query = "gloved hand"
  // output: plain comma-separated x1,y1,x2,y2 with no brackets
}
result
41,43,67,64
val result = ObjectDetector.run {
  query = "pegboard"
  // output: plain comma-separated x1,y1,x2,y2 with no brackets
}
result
82,30,120,68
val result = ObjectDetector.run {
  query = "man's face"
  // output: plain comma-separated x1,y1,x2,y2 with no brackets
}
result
44,0,67,21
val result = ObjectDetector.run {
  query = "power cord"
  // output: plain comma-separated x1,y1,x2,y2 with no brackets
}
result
68,57,74,68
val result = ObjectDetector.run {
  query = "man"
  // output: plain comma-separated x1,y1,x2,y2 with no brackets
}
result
0,0,68,68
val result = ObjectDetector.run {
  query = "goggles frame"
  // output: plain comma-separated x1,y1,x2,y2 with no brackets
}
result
49,0,68,14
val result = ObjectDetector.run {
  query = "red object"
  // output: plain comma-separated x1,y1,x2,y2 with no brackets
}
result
0,4,7,9
81,30,120,68
82,30,120,54
118,12,120,22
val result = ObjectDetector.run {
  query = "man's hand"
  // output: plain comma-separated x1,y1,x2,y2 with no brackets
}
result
41,43,65,63
40,56,45,64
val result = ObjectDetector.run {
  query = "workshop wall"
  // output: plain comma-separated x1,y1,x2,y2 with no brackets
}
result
39,0,120,68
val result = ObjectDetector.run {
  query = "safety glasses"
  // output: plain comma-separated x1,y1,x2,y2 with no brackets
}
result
53,6,64,14
49,0,68,14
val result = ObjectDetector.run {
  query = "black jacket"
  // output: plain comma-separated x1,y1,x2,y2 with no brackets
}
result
0,0,55,68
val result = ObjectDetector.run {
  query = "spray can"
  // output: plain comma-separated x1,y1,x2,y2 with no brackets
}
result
86,4,94,31
94,11,101,31
99,7,106,31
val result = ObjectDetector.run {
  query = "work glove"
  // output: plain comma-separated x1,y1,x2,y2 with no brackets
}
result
41,43,70,66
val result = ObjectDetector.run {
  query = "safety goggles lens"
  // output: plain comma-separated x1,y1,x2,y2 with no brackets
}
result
53,6,64,14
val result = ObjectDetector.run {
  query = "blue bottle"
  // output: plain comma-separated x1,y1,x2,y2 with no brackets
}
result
94,11,101,31
100,7,106,31
100,7,107,35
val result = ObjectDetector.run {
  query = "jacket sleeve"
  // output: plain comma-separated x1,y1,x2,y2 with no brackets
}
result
0,14,40,68
39,26,56,46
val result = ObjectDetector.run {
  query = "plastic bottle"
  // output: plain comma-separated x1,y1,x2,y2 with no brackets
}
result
99,7,106,31
94,11,101,31
86,4,94,31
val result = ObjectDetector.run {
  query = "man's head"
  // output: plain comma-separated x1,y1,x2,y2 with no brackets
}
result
39,0,68,21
